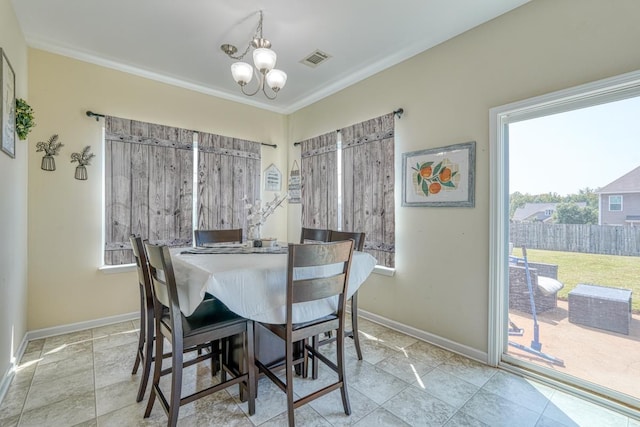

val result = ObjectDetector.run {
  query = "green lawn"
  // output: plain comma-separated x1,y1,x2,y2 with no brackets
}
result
511,248,640,312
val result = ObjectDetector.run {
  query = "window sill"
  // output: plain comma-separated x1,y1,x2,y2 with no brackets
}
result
98,264,136,274
373,265,395,277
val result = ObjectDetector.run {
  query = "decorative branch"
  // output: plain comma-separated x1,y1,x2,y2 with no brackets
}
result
243,193,289,239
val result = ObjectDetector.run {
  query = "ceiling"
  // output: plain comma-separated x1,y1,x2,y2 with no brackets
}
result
12,0,530,114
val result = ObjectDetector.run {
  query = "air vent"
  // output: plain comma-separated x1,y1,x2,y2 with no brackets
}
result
300,50,332,68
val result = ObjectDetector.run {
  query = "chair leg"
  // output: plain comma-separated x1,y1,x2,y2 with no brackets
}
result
286,336,295,427
144,319,163,418
246,321,256,416
350,292,363,361
136,301,155,402
132,285,145,375
337,320,351,416
167,337,184,427
311,335,319,380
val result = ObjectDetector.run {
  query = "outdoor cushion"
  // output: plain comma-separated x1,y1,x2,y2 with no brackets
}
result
538,276,564,296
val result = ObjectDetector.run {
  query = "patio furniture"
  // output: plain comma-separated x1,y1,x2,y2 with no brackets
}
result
508,247,564,366
509,258,563,314
568,284,632,335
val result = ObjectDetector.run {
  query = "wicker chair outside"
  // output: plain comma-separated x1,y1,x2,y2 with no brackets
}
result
509,261,560,314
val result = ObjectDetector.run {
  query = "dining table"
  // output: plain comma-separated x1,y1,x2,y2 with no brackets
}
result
167,243,377,324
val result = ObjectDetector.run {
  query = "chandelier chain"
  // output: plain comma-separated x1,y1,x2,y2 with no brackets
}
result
226,11,264,61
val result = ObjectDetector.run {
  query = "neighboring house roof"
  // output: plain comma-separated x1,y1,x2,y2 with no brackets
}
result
597,165,640,194
512,202,587,222
512,203,557,222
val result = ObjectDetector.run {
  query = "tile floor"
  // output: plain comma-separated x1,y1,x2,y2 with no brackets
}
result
0,317,638,426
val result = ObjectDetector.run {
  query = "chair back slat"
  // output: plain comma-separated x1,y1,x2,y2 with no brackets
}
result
292,241,353,267
328,230,365,251
194,229,243,247
292,275,348,304
300,227,330,244
287,240,354,312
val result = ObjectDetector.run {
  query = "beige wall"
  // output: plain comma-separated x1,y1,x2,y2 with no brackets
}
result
26,50,288,330
288,0,640,352
0,0,28,386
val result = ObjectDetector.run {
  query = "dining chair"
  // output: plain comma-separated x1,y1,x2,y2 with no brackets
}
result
129,235,157,402
143,242,255,426
299,227,330,243
254,240,355,427
194,228,243,247
308,230,366,379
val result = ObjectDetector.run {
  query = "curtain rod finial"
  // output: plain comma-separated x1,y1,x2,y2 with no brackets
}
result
394,108,404,119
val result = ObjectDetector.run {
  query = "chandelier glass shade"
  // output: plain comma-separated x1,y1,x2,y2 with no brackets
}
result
221,11,287,100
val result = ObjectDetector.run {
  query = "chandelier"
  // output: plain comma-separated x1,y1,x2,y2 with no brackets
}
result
220,11,287,100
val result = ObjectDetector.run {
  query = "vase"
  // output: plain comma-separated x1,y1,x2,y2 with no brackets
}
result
248,224,262,246
75,165,88,180
41,155,56,171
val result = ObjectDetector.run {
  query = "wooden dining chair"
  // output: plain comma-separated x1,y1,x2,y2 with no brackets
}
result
309,230,366,379
299,227,330,243
143,242,255,426
130,235,157,402
254,240,355,427
194,228,243,247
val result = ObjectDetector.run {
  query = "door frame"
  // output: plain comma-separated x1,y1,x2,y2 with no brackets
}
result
488,69,640,415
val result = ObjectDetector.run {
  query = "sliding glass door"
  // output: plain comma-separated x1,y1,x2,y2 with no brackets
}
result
489,71,640,413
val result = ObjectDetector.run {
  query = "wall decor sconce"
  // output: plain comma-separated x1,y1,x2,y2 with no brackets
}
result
36,134,64,171
70,145,95,180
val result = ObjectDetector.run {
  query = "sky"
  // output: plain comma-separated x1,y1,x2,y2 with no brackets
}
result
509,95,640,196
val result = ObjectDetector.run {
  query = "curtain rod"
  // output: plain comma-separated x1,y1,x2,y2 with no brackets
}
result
85,111,277,149
293,107,404,147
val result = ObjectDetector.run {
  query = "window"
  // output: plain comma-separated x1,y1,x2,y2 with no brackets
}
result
609,195,622,211
298,113,396,268
103,116,260,265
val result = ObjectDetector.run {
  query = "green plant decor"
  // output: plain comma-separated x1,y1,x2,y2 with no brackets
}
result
15,98,35,140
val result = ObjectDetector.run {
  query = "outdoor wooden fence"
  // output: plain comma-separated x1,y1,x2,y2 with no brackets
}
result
510,223,640,256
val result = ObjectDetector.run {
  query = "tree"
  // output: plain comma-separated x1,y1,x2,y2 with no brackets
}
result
554,202,598,224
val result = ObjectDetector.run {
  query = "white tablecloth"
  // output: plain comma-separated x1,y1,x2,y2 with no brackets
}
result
167,247,377,324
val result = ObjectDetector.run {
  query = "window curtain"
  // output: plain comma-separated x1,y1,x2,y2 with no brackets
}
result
104,116,194,265
340,113,395,267
196,132,261,238
299,131,339,230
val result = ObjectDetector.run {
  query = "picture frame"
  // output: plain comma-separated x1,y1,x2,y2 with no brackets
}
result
1,48,16,158
402,141,475,207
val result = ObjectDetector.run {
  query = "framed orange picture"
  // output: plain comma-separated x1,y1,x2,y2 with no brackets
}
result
402,141,475,207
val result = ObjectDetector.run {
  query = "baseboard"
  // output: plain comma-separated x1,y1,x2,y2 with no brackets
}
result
0,336,28,408
25,311,139,341
358,308,488,364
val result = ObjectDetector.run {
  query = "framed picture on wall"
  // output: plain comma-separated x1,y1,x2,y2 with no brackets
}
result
402,141,476,207
1,48,16,158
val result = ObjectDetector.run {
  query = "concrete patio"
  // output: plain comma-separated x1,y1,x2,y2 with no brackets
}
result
509,300,640,402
